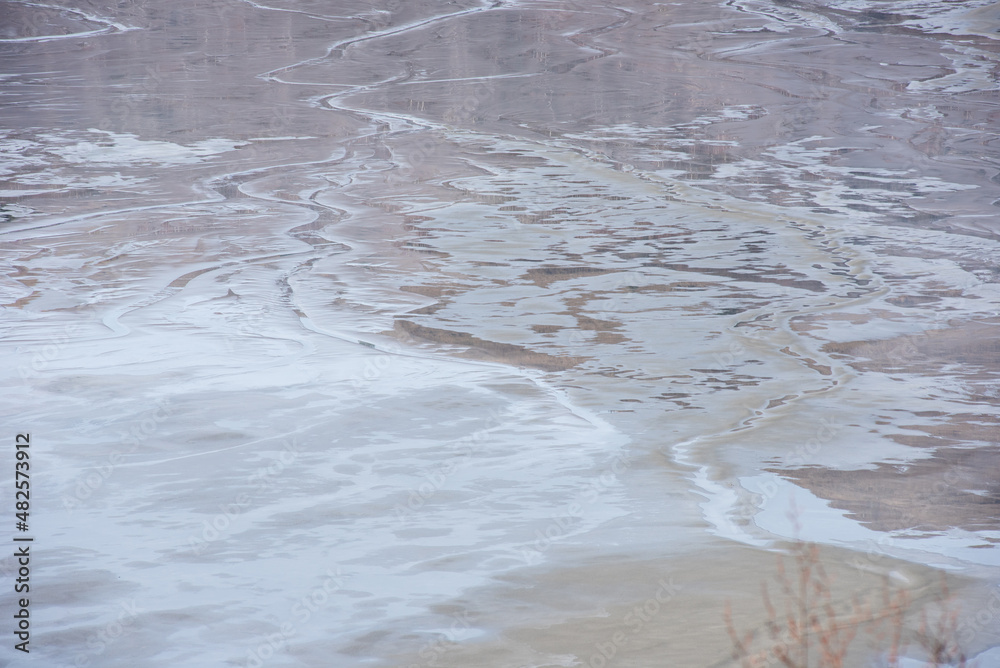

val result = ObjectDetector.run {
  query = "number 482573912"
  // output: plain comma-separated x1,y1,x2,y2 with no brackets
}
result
15,434,29,531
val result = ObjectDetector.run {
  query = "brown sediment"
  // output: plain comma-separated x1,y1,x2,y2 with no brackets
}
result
821,319,1000,375
574,315,622,331
593,331,627,344
790,312,876,332
769,442,1000,535
393,319,585,371
901,413,1000,444
377,541,978,668
766,394,798,409
777,346,833,376
801,357,833,376
643,260,828,292
399,284,461,298
523,265,618,287
886,294,942,307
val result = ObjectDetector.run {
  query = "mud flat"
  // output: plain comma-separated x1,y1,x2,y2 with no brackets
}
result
1,0,998,666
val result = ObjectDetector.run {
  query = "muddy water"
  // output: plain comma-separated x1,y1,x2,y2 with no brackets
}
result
2,0,1000,666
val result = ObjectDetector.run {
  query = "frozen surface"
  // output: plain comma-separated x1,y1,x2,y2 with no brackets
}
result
2,0,999,665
